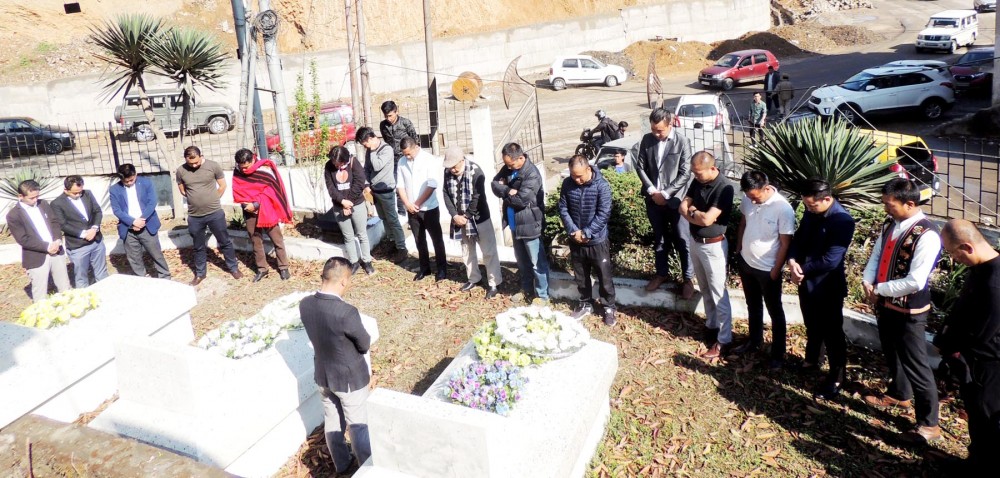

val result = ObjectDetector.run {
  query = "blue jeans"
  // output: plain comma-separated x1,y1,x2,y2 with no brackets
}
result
188,209,239,277
512,237,549,299
66,240,109,287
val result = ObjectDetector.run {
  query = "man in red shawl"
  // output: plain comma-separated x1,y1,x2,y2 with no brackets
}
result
232,148,294,282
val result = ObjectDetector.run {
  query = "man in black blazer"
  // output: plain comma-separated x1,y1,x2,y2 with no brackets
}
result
299,257,372,474
50,175,109,288
5,180,72,302
635,108,695,297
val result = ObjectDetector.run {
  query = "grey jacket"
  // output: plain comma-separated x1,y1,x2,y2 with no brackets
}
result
364,141,396,193
635,131,693,205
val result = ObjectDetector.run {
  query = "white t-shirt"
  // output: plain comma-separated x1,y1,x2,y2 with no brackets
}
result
396,148,442,211
739,187,795,271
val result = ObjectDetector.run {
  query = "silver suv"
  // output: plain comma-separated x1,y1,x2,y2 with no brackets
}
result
808,66,955,123
113,89,236,142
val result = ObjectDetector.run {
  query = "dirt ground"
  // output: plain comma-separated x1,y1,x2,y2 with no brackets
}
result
0,0,885,86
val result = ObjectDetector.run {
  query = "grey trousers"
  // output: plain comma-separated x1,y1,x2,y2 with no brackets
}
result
123,229,171,278
372,189,406,251
459,216,503,287
334,202,373,265
690,239,733,344
27,253,71,302
321,385,371,472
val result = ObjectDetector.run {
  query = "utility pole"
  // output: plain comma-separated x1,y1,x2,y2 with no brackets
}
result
231,0,267,156
994,11,999,107
357,0,374,128
344,0,363,125
258,0,295,164
423,0,439,153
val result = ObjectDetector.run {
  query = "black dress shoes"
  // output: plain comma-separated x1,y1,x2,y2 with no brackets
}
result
278,269,290,280
414,270,432,281
252,270,268,283
350,262,361,275
485,287,499,299
460,281,477,292
435,269,447,282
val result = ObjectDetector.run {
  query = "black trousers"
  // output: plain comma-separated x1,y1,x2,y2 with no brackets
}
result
738,256,786,360
800,288,847,377
570,239,616,309
644,198,691,280
876,307,939,427
408,207,447,272
962,358,1000,467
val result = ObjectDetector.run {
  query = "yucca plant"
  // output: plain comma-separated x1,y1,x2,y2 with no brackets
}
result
743,117,895,209
0,168,61,217
147,26,229,145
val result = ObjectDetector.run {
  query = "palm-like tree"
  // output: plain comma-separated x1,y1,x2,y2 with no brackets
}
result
90,14,229,219
743,117,895,209
147,27,229,145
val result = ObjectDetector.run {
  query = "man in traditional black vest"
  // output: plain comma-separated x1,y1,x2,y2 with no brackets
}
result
299,257,372,474
862,178,942,444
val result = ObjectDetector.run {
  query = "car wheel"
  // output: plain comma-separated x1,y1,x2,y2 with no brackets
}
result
208,116,230,135
948,41,958,54
604,76,619,87
921,98,945,120
44,139,63,155
134,124,155,142
552,78,566,91
835,105,858,124
721,78,735,91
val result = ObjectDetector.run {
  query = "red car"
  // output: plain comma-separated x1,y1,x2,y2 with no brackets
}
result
266,101,356,160
698,49,780,91
949,46,994,94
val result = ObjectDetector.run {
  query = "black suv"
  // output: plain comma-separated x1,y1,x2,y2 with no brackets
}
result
0,117,75,157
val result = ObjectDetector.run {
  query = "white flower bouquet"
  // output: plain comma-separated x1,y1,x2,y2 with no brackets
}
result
198,291,310,359
477,306,591,363
17,289,101,329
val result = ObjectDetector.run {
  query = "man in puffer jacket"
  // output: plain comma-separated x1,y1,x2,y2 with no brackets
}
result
492,142,550,305
559,155,617,326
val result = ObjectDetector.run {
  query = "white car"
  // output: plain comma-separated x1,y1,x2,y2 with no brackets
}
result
549,56,628,91
974,0,996,13
807,66,955,123
673,94,731,133
915,10,978,53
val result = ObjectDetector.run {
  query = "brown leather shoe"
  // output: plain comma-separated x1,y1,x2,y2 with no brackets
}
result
902,425,942,444
864,394,913,409
645,275,669,292
680,280,695,300
231,269,244,280
700,342,722,360
189,276,205,286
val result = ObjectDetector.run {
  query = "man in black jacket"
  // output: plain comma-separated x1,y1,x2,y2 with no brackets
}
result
492,142,550,305
788,179,855,400
299,257,372,474
50,175,109,287
560,155,616,325
635,108,694,297
442,146,502,299
936,219,1000,471
380,100,418,216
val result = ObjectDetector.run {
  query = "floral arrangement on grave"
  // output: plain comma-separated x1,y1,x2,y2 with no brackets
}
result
17,289,101,329
473,306,591,366
197,291,312,359
446,360,528,416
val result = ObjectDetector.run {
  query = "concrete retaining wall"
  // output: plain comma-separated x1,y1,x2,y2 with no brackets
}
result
0,0,769,124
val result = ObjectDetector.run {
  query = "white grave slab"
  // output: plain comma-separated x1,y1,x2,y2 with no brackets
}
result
0,274,195,428
357,339,618,478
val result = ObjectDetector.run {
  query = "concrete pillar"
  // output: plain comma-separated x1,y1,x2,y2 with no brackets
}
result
469,105,505,245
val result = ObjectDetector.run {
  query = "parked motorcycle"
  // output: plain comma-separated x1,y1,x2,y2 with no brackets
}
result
574,128,598,160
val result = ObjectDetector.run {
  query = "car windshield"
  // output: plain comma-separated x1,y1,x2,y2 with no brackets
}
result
677,104,718,117
929,19,958,28
25,118,43,128
714,54,739,67
840,71,874,91
957,51,994,65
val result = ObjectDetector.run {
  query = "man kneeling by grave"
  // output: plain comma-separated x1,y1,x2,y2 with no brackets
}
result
300,257,372,474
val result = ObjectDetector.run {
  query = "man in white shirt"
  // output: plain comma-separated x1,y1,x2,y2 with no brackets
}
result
861,178,942,444
5,180,71,301
733,171,795,370
396,136,447,281
50,175,109,287
109,163,171,279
